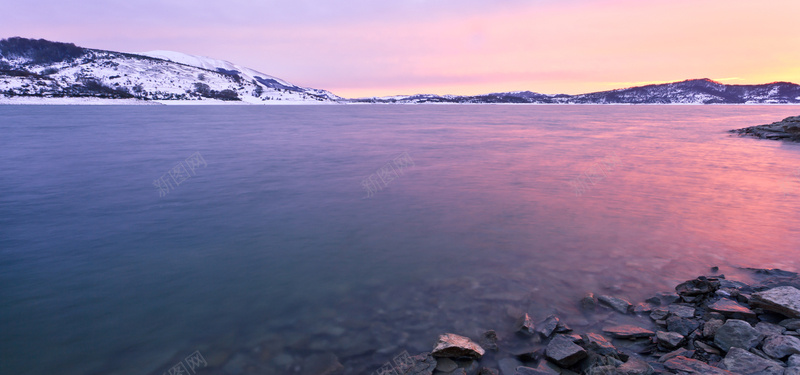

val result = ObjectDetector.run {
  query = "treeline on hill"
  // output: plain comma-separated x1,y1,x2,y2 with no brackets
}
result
0,37,86,65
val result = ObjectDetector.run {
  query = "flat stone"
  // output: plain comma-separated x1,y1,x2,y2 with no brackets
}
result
432,333,485,359
602,325,655,339
713,319,763,352
704,319,725,338
658,348,694,363
669,304,696,318
666,316,700,336
694,340,721,355
656,331,685,349
756,322,787,336
752,286,800,318
762,334,800,359
598,295,633,314
782,319,800,331
583,332,618,356
663,356,735,374
435,358,458,372
722,347,785,375
517,313,536,335
708,298,756,317
545,334,587,367
650,307,669,321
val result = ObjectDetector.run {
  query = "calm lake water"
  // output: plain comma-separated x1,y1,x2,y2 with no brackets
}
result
2,105,800,375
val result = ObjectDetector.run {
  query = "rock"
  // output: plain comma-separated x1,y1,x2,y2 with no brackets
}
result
535,315,559,338
694,340,721,355
708,298,756,317
545,335,588,367
581,293,597,312
751,286,800,318
583,333,618,356
663,356,735,374
659,348,694,363
479,368,499,375
756,322,787,336
397,353,437,375
656,331,685,349
731,116,800,142
790,354,800,367
650,307,669,321
498,358,523,375
666,317,700,336
301,352,343,375
517,314,536,336
616,357,654,375
675,276,720,301
704,319,725,338
786,367,800,375
634,303,654,315
714,319,763,352
598,295,633,314
669,304,696,318
603,325,654,339
480,330,499,351
436,358,458,373
722,347,785,375
782,319,800,331
432,334,485,359
762,334,800,359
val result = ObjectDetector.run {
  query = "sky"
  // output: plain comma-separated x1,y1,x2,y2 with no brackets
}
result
2,0,799,98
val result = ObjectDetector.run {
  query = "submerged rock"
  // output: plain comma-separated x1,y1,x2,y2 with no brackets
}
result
432,333,486,359
545,335,587,367
752,286,800,318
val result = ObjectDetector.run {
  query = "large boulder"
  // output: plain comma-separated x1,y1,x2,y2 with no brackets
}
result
432,334,485,359
708,298,756,317
751,286,800,318
762,334,800,359
722,347,784,375
714,319,763,352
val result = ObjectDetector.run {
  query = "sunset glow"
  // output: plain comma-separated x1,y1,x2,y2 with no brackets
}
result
2,0,799,98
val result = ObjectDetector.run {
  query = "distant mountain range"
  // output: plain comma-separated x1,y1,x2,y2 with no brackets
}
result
2,37,800,105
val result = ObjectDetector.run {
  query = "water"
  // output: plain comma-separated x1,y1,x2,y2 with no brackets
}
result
2,105,800,375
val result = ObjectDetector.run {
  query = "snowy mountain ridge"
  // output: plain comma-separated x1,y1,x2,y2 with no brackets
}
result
0,37,341,104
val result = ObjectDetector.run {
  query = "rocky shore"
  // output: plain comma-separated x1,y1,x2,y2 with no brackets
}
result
378,268,800,375
730,116,800,141
148,268,800,375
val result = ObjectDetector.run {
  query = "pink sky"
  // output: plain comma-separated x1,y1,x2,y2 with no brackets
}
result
2,0,799,98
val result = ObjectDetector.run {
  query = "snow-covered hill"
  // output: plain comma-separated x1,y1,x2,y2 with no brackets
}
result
352,79,800,104
0,37,341,104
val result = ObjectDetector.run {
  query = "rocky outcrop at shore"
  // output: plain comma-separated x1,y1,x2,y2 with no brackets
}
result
730,116,800,141
389,270,800,375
